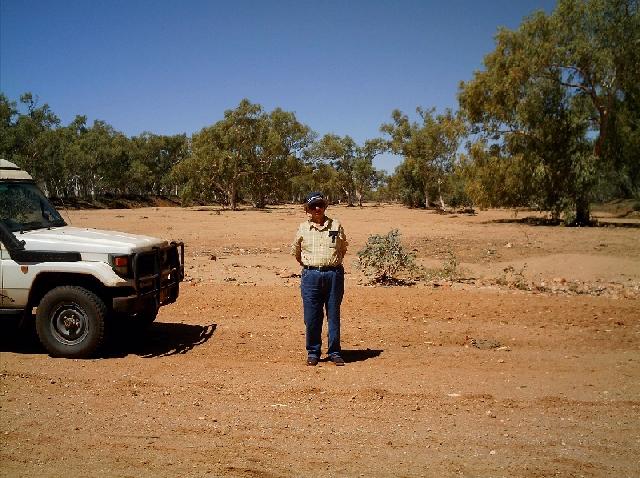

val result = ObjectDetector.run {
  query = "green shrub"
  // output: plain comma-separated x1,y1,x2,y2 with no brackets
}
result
355,229,416,284
497,264,529,290
422,250,466,282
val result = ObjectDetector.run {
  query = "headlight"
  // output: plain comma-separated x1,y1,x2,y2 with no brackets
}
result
109,254,131,277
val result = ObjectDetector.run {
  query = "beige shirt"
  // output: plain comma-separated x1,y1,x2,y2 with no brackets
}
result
291,216,348,267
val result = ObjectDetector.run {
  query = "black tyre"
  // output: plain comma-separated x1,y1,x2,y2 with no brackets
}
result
35,286,106,358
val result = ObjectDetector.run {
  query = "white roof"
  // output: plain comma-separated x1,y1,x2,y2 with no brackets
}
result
0,159,33,180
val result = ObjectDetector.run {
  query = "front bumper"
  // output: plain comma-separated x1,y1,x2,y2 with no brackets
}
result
112,241,184,314
112,292,161,314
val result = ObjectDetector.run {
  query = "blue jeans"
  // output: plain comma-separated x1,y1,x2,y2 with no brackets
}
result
300,267,344,358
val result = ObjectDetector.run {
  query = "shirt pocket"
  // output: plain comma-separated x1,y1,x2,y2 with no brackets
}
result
328,230,339,248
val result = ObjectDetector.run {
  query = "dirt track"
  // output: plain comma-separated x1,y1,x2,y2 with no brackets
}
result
1,204,639,477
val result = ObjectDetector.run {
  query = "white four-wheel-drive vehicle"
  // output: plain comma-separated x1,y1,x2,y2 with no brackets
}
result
0,159,184,358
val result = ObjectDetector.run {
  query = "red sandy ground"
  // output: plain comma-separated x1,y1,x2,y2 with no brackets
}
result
1,204,639,477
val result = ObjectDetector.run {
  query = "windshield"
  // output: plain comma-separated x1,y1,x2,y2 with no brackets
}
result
0,182,67,232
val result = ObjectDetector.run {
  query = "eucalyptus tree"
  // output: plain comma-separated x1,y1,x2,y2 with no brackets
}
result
602,0,640,196
313,162,342,203
381,108,465,209
35,123,76,197
459,0,639,224
66,120,129,198
0,93,60,184
389,157,429,208
0,94,18,157
178,100,312,209
288,161,316,203
309,134,384,206
309,134,356,205
352,140,386,207
288,161,342,204
247,107,313,207
129,132,188,196
184,112,255,209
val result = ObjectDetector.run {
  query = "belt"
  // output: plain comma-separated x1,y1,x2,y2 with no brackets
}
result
303,265,343,272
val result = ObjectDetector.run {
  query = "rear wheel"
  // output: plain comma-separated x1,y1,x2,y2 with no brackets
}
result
36,286,106,358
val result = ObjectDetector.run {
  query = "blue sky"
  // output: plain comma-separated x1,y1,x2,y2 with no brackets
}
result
1,0,557,172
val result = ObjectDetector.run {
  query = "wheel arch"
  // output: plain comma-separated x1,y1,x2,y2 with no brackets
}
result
28,272,107,310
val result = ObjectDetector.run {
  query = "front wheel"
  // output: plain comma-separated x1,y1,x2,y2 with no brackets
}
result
36,286,106,358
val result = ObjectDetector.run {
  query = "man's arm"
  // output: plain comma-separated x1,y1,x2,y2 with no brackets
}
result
295,249,303,266
338,225,348,258
291,225,304,266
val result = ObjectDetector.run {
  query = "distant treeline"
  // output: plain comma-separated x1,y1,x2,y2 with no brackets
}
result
1,0,638,224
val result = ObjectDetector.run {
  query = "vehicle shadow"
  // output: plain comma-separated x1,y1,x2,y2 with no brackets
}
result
340,348,383,363
105,322,217,358
0,319,42,354
0,319,216,358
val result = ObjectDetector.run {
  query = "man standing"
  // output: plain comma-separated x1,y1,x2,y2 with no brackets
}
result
291,192,348,366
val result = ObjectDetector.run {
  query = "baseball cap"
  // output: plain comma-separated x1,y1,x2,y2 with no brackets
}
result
305,191,327,207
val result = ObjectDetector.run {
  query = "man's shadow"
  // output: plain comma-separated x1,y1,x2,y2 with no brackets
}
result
339,348,383,363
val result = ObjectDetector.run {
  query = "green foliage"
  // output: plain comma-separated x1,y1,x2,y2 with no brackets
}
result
387,157,426,207
458,0,639,224
421,251,467,282
0,93,187,200
308,134,385,206
355,229,417,283
128,132,188,195
441,252,461,278
381,108,465,208
497,265,529,290
174,99,314,209
3,1,637,214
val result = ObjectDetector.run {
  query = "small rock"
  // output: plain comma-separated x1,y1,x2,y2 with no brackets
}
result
469,338,502,350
